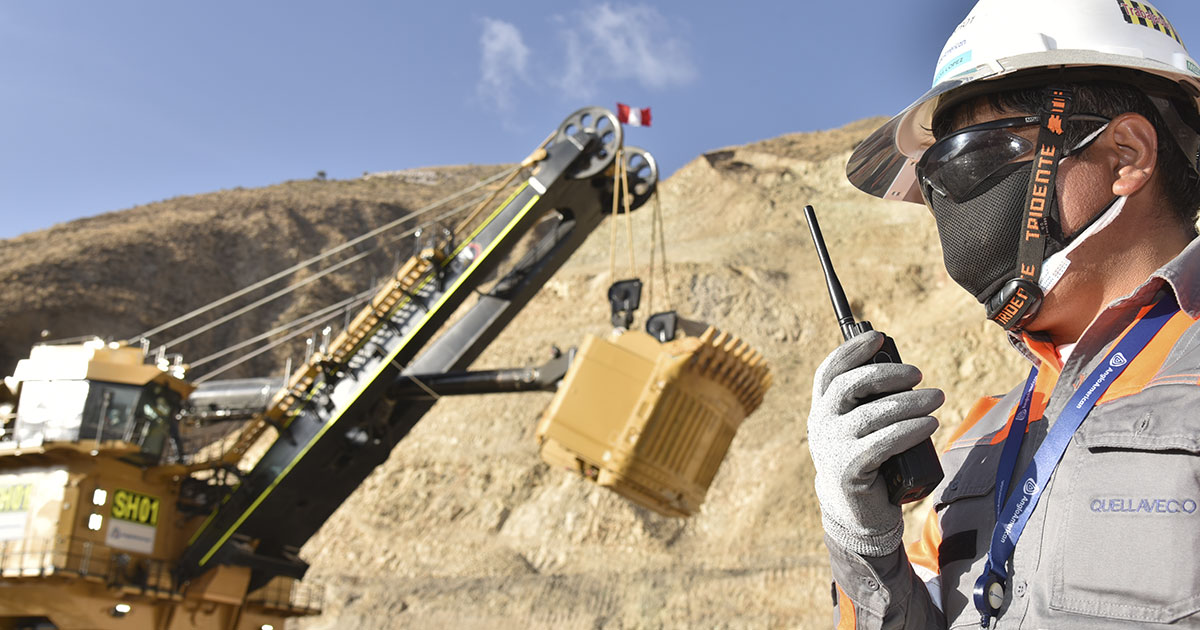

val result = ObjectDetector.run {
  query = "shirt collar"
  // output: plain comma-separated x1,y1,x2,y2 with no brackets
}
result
1151,234,1200,318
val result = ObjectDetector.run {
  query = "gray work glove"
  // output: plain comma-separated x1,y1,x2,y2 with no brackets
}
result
808,331,944,557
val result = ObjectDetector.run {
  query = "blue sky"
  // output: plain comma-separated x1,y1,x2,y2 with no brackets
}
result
4,1,1200,239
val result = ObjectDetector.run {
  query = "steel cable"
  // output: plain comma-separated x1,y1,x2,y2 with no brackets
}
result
189,288,375,369
177,186,514,373
191,318,336,384
129,166,518,344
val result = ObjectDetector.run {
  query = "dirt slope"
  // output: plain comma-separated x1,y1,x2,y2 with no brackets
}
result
0,120,1028,629
0,166,511,378
292,119,1027,629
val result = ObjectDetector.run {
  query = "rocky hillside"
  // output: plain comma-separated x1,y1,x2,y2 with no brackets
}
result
0,165,510,379
0,119,1028,629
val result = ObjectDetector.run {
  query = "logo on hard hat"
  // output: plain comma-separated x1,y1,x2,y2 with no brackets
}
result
1117,0,1183,45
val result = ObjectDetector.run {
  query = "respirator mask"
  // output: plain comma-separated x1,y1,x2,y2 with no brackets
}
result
915,94,1115,329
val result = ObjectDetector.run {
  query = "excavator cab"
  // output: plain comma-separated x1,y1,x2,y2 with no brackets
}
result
4,341,190,464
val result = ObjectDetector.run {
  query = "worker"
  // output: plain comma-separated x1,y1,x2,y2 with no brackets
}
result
807,0,1200,627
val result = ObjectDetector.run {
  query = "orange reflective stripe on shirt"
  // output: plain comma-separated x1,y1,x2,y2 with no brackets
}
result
1097,308,1196,404
1022,335,1064,377
835,583,857,630
948,366,1056,451
986,367,1054,445
906,505,943,577
944,395,1002,450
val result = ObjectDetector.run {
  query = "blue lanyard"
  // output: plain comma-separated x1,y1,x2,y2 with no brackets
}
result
973,295,1180,627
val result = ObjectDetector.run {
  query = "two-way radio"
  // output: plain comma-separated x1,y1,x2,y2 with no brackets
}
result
803,205,944,505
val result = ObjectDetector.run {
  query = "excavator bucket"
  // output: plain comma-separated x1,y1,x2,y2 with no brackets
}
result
536,326,772,517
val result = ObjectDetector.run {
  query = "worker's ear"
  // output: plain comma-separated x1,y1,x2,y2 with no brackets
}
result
1106,112,1158,197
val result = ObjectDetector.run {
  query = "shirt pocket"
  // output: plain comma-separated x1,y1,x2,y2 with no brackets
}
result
935,443,1000,629
1047,387,1200,624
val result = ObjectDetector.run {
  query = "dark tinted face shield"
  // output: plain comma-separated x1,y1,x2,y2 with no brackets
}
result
916,114,1109,204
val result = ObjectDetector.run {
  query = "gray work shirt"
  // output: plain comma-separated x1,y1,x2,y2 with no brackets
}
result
828,236,1200,629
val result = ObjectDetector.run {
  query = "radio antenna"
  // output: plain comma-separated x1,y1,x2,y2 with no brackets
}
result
802,205,858,341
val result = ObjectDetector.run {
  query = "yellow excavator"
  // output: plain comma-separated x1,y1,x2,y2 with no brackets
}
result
0,107,772,630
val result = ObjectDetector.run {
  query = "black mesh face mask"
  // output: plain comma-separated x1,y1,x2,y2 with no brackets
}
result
920,113,1110,308
928,164,1035,302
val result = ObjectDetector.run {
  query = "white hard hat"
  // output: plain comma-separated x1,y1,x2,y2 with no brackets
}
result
847,0,1200,204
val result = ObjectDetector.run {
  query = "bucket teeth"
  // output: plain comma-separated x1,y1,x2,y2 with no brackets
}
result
678,326,771,415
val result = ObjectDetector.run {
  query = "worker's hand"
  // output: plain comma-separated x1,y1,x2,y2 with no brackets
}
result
807,331,943,557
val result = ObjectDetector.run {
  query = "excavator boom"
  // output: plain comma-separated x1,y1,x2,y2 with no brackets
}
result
177,108,653,586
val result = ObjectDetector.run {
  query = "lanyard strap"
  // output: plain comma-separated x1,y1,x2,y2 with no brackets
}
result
973,294,1180,627
992,367,1039,519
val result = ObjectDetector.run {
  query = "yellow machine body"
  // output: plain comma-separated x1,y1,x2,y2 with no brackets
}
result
0,108,772,628
0,341,319,630
536,326,772,517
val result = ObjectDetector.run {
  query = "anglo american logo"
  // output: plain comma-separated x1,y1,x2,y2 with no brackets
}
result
1110,352,1128,368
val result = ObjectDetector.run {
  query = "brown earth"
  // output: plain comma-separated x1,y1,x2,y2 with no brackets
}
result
0,118,1029,629
0,165,515,380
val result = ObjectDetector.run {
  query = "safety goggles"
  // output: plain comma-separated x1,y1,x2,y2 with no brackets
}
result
917,114,1110,204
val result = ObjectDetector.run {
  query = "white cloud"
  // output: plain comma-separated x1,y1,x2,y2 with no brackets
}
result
476,5,695,111
477,18,530,110
558,4,697,100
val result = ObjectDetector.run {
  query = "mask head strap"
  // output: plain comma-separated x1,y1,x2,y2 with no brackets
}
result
986,85,1073,329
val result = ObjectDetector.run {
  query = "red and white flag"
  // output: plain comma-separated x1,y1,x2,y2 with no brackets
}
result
616,103,651,127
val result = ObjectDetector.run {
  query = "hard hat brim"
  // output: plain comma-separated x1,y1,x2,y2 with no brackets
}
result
847,50,1200,203
845,77,973,204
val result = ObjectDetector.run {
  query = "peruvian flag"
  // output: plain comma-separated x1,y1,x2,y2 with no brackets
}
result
617,103,651,127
